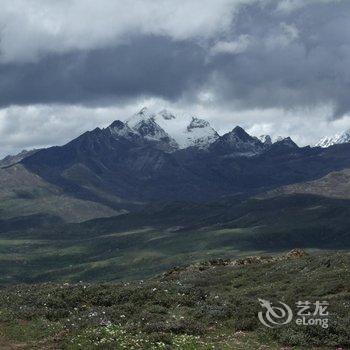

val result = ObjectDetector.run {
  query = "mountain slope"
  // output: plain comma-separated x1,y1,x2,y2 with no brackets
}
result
263,167,350,199
0,164,120,222
0,149,40,168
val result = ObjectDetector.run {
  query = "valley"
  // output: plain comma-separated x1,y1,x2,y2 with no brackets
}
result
1,193,350,284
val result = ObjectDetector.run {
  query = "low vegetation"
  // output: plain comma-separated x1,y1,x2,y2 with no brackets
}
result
0,250,349,349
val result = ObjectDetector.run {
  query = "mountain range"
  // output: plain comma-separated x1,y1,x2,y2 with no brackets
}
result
2,107,350,223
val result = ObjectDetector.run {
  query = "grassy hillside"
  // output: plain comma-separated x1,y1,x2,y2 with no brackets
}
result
0,164,120,222
264,168,350,199
1,194,350,284
0,250,349,349
0,149,39,168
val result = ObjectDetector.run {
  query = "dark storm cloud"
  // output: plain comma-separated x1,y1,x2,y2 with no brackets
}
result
0,0,349,117
208,0,350,117
0,37,207,106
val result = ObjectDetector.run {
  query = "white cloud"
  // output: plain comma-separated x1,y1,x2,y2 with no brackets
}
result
0,104,135,156
0,0,253,63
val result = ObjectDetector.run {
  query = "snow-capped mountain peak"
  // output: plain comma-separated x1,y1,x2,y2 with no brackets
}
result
123,108,219,150
187,117,210,130
258,134,272,145
274,136,298,148
231,126,251,139
210,125,266,157
127,107,175,126
107,108,305,155
126,107,156,129
177,117,219,149
315,129,350,148
124,109,178,150
109,120,136,139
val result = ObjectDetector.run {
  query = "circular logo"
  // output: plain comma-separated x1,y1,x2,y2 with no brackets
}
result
258,298,293,328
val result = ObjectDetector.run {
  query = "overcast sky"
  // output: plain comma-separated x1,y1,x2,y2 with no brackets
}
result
1,0,350,157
